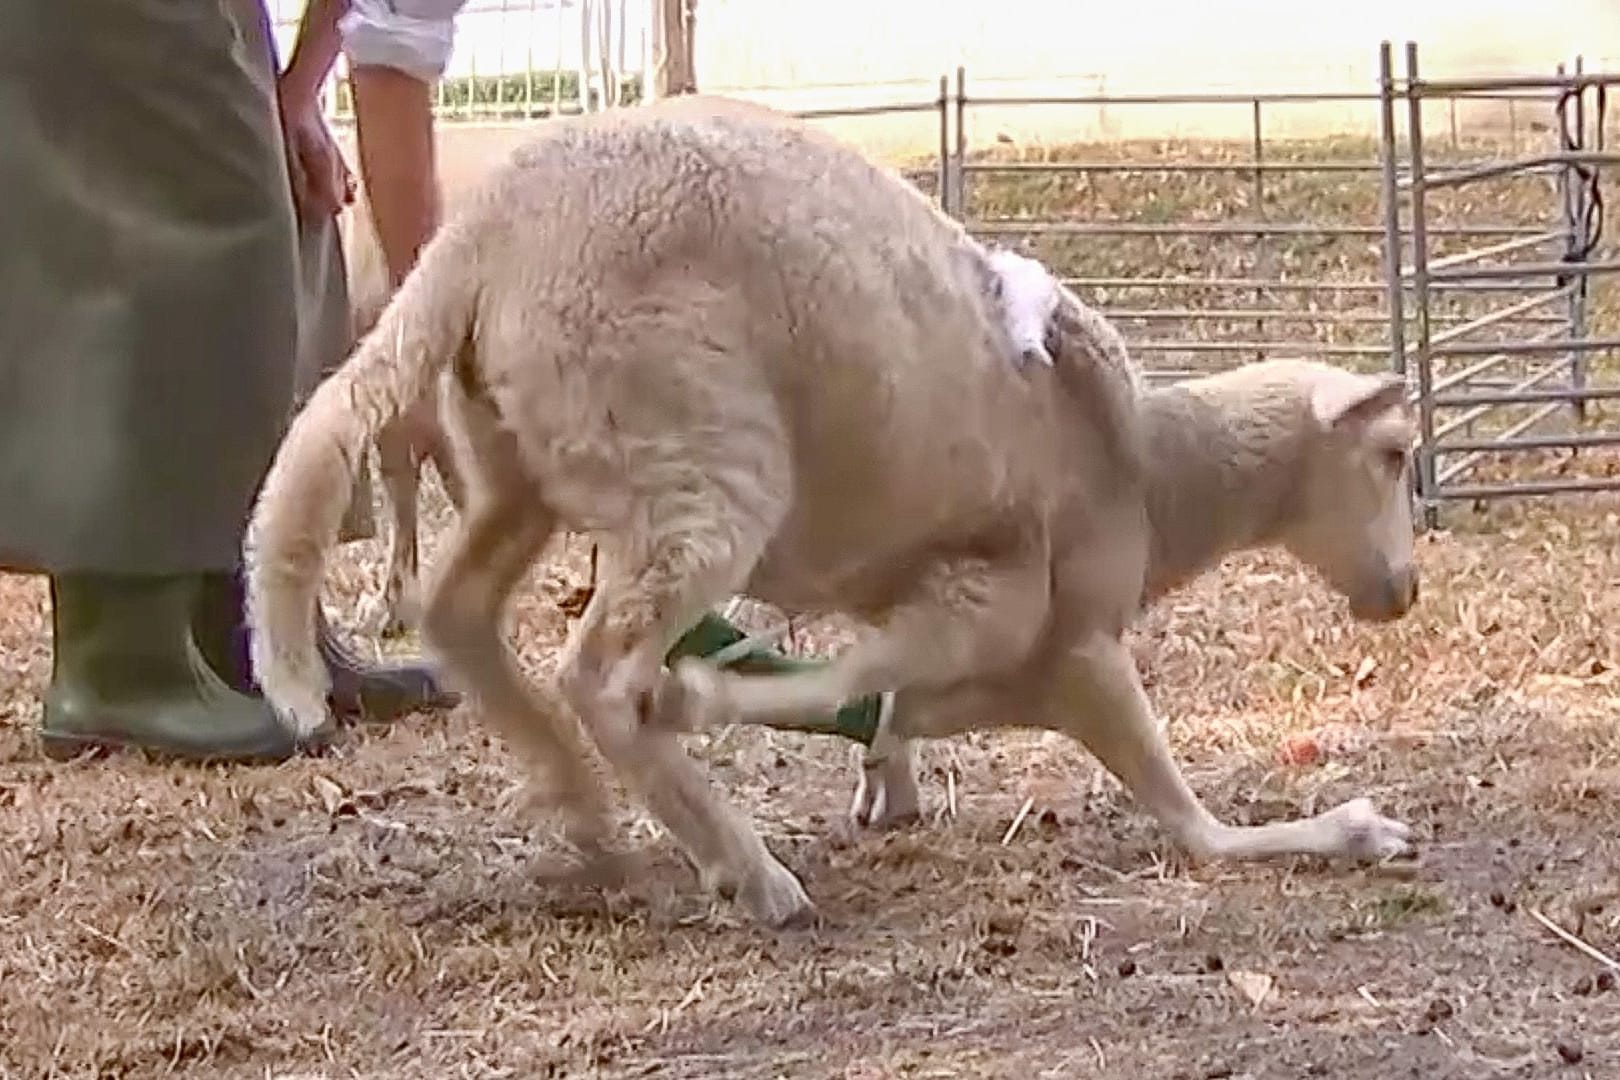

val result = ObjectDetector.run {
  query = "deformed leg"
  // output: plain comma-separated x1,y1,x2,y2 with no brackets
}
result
665,609,889,743
1052,634,1412,863
848,671,1053,829
847,692,919,827
658,535,1052,741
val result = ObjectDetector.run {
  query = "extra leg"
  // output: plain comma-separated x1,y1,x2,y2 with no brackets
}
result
657,535,1052,741
423,415,468,512
364,388,464,639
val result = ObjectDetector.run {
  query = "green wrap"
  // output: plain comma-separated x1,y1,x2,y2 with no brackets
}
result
0,0,370,576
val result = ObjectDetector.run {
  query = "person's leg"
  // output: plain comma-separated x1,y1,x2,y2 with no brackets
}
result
42,576,300,762
193,563,459,722
288,221,460,722
0,0,333,760
188,200,459,723
182,3,458,726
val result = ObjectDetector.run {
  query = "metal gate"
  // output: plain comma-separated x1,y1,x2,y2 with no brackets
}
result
1379,42,1620,526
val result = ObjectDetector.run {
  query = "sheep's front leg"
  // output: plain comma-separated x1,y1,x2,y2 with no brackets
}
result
847,633,1412,863
1054,634,1412,863
849,673,1053,829
848,695,921,828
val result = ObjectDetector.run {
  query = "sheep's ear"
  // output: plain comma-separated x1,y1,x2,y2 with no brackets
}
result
1311,372,1408,432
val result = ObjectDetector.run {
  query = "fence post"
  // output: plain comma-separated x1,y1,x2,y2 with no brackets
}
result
1377,41,1408,379
1569,55,1590,421
952,66,968,221
1251,98,1266,363
1403,41,1441,530
937,74,952,216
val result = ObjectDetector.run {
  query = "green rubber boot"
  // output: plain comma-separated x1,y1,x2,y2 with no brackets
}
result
665,610,886,745
39,573,322,763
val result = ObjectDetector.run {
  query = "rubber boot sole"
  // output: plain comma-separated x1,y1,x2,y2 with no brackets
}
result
38,726,314,765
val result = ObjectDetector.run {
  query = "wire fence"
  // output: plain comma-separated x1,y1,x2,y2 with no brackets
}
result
270,0,650,119
289,28,1620,526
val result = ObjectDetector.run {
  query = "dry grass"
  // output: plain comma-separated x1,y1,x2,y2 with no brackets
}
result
4,125,1620,1078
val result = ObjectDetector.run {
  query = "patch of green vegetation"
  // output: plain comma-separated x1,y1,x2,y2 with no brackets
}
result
1373,885,1449,925
332,70,644,118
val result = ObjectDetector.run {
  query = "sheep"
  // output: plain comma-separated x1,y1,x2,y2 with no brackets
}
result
846,356,1423,833
244,96,1417,927
339,152,1073,639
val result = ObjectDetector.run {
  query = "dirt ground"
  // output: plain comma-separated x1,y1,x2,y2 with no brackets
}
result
4,124,1620,1078
5,485,1618,1079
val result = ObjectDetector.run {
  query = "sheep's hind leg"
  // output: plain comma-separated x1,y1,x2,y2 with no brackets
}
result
418,381,618,860
419,495,618,861
555,498,814,928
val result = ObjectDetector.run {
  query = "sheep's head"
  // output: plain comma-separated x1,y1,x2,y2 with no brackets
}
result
1280,369,1420,623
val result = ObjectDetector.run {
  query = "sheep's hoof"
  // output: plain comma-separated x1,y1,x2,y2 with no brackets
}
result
1321,797,1413,861
849,770,922,830
703,857,816,928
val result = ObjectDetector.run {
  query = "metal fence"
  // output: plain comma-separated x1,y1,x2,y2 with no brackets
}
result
1384,44,1620,521
305,38,1620,526
886,46,1620,526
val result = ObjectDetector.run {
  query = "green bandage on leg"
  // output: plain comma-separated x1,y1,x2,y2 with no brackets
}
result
665,610,884,745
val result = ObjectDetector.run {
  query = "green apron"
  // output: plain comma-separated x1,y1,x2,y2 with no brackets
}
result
0,0,370,576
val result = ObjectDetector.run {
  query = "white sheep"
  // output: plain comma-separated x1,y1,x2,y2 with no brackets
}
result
245,96,1417,927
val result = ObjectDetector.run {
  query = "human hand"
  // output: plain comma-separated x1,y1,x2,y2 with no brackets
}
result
277,83,356,224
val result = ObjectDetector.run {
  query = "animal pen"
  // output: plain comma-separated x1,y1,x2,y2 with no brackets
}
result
12,27,1620,1078
323,36,1620,530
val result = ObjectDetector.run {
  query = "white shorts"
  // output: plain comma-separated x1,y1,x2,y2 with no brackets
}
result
338,0,470,82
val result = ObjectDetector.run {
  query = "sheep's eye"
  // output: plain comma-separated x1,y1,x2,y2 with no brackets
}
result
1382,447,1409,473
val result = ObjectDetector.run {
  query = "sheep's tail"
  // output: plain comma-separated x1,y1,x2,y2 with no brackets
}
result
244,225,479,741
